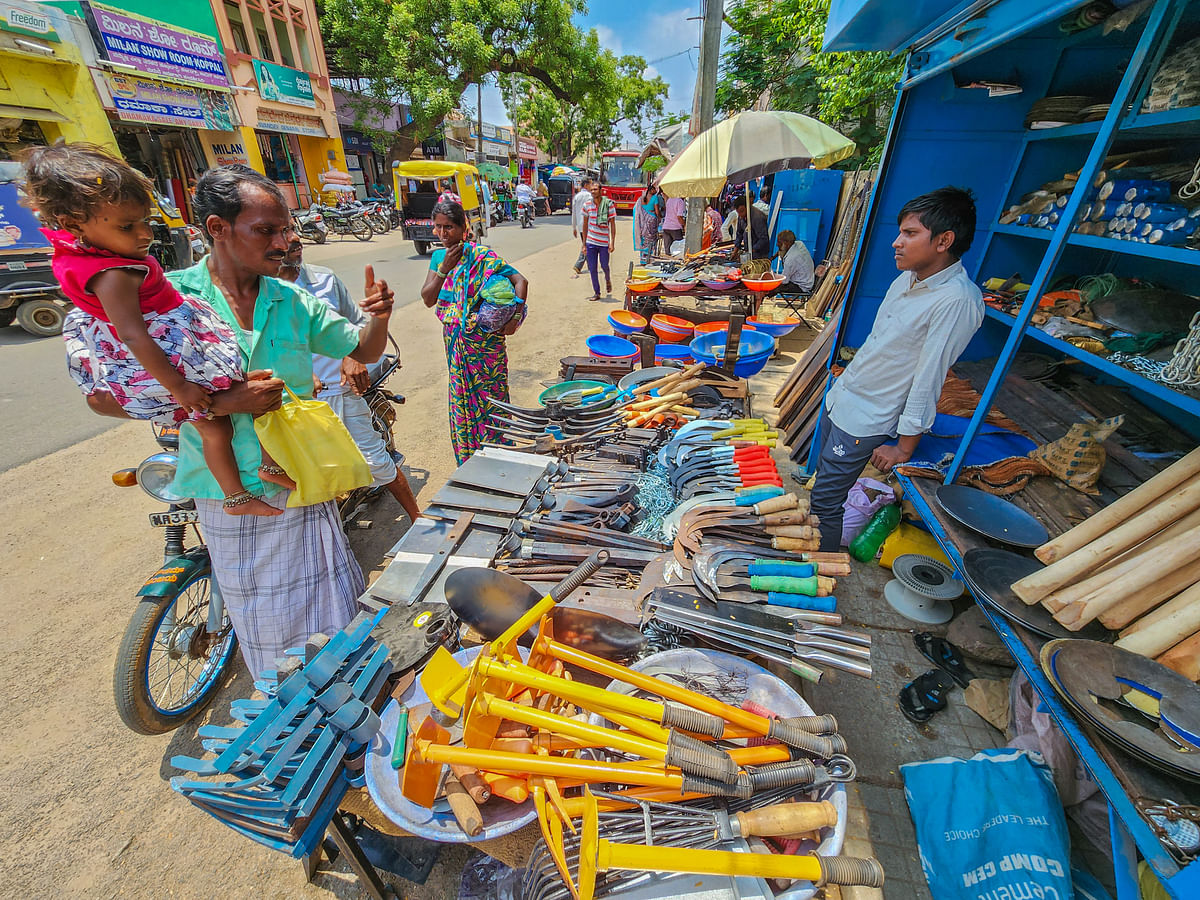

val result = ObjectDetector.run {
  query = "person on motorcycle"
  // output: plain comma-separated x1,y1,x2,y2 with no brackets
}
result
83,165,394,678
279,239,421,522
515,180,535,222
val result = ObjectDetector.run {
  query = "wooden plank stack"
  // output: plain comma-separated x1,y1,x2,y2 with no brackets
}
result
1010,446,1200,680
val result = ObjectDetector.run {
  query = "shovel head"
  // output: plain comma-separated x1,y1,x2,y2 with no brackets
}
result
400,718,450,808
421,646,470,719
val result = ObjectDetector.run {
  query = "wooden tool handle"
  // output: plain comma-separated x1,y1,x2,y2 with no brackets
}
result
735,801,838,838
755,493,799,515
443,772,484,836
1158,631,1200,681
450,764,492,804
766,524,815,539
816,561,852,577
762,508,812,525
630,391,685,411
637,363,705,395
1036,448,1200,563
773,536,819,552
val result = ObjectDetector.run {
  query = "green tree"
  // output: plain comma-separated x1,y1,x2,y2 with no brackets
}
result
318,0,664,150
499,56,667,162
717,0,903,167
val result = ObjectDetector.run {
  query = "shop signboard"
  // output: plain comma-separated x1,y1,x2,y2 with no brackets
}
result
421,136,446,158
252,59,315,109
481,139,507,157
257,106,327,137
86,3,226,90
204,138,250,166
0,180,50,251
1,2,59,42
496,126,512,144
104,72,235,130
517,137,538,159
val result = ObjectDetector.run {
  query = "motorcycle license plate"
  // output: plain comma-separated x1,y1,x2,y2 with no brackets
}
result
149,510,199,527
6,261,26,271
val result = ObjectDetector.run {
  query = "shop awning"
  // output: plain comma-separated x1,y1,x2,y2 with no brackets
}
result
822,0,971,51
0,103,66,122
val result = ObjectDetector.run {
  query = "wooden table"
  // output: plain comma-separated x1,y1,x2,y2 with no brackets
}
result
625,284,766,320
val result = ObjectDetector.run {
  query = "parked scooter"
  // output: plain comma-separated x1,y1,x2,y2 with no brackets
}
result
292,207,328,244
111,336,407,734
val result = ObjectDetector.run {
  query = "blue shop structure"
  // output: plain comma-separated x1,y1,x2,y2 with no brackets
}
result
818,1,1200,896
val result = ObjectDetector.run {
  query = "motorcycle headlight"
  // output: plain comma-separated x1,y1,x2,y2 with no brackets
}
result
136,452,184,503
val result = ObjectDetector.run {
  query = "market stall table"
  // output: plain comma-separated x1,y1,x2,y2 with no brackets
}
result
625,282,773,320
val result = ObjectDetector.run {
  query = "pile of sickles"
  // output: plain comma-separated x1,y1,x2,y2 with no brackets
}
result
169,613,392,856
661,418,782,501
399,553,884,900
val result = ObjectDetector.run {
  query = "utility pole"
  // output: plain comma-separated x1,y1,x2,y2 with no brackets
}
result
684,0,722,255
477,79,485,165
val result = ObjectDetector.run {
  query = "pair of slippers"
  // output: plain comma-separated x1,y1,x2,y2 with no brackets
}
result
899,633,976,724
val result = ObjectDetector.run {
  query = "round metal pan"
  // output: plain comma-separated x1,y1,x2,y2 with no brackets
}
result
617,365,681,392
961,548,1110,641
935,484,1049,549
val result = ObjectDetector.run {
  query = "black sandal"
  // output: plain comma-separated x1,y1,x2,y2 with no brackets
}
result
914,632,976,688
899,669,957,724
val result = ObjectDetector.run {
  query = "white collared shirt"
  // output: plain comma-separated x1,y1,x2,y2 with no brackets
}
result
572,188,591,233
826,260,983,438
780,241,815,291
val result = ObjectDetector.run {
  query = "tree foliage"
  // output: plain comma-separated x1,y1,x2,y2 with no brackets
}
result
319,0,665,154
499,56,667,162
717,0,903,167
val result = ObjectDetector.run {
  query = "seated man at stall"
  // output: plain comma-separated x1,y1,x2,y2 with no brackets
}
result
774,230,815,294
811,186,984,551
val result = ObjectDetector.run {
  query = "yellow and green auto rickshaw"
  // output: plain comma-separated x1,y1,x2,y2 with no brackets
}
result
392,160,486,255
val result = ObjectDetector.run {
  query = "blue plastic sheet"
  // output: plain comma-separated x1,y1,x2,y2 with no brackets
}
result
902,748,1075,900
885,413,1038,470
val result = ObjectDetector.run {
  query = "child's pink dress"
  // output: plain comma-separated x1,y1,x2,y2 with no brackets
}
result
49,229,244,425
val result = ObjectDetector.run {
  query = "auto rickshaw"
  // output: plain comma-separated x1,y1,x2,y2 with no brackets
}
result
392,160,486,255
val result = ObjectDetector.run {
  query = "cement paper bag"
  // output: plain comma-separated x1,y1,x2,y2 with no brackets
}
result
901,748,1074,900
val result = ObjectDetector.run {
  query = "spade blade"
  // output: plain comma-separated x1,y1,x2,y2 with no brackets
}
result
444,568,543,640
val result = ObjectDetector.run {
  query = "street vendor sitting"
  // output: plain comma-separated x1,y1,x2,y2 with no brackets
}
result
811,186,984,551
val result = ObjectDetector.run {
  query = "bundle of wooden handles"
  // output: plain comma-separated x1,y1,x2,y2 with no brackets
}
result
1011,446,1200,680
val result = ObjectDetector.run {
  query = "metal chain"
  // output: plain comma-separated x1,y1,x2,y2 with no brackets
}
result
1108,351,1170,382
1160,311,1200,386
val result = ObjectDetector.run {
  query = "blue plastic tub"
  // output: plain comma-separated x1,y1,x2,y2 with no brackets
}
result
586,334,639,359
689,330,775,376
654,343,693,360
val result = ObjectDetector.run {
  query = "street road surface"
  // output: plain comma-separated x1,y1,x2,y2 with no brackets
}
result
0,211,577,471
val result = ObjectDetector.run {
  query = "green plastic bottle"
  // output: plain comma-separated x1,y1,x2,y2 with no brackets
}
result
850,503,901,563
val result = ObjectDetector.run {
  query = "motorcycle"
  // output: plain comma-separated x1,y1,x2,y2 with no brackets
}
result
313,203,372,242
519,199,533,229
111,336,406,734
360,198,395,234
292,207,328,244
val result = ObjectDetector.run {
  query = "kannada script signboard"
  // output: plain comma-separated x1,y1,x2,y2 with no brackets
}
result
88,2,227,91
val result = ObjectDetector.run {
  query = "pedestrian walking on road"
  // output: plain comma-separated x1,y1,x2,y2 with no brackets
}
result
73,163,395,676
634,184,663,262
581,182,616,301
661,194,687,252
811,187,983,551
420,200,529,463
571,177,594,277
23,143,293,519
279,239,421,522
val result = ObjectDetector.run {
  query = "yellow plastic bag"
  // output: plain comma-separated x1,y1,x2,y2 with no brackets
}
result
254,385,370,508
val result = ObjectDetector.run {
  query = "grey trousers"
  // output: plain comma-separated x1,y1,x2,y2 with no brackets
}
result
574,248,586,272
810,414,891,552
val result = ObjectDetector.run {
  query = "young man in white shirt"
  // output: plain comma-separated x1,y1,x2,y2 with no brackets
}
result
811,186,984,551
571,178,594,277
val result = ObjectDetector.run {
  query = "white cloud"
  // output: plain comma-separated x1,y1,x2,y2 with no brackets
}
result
595,24,622,54
644,7,698,53
641,65,660,81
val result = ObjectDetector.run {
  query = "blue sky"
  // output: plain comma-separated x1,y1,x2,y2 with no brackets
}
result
462,1,709,146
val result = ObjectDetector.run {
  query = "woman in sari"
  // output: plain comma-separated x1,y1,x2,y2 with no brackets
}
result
420,201,529,464
633,185,663,262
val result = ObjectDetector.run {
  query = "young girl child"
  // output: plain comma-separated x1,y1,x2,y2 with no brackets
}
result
22,143,293,517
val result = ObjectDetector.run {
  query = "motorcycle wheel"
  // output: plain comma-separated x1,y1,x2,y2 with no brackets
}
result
350,217,373,241
311,229,328,244
113,568,237,734
368,213,390,234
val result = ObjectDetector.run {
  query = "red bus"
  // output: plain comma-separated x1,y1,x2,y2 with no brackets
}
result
599,150,645,212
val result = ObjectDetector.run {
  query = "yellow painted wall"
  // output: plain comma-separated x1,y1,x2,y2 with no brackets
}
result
297,135,347,197
0,48,117,149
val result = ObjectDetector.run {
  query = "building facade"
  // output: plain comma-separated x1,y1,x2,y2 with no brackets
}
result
0,0,118,159
206,0,347,208
333,88,413,198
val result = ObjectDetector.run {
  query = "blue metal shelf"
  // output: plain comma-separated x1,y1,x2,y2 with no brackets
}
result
992,223,1200,264
1025,120,1104,141
898,473,1200,899
1020,103,1200,143
982,306,1200,417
